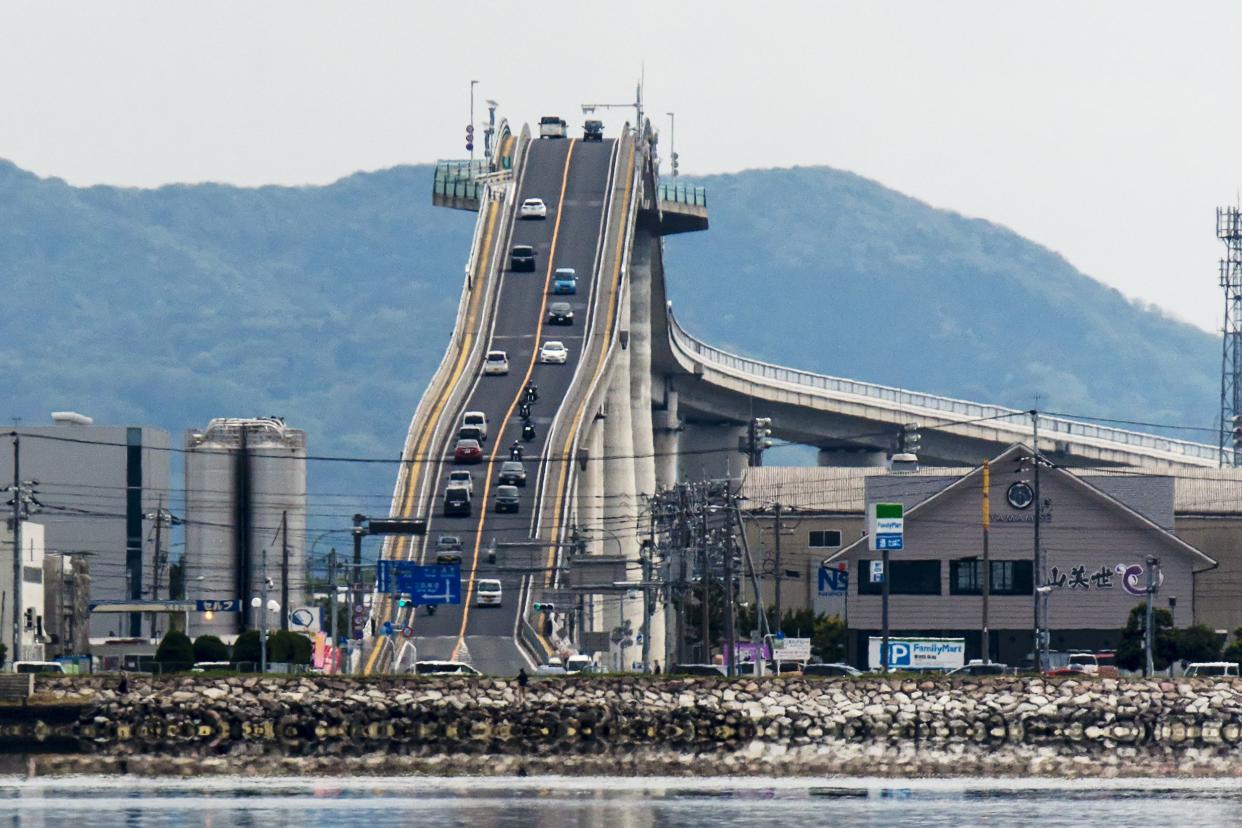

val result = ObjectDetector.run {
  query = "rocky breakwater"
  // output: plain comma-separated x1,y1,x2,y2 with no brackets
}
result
18,674,1242,777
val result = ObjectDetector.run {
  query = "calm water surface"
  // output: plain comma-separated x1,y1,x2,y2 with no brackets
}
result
0,776,1240,826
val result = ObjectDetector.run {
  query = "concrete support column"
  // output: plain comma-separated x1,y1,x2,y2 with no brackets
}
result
653,383,681,489
817,448,888,468
576,419,606,636
602,351,643,671
679,423,748,481
627,233,664,668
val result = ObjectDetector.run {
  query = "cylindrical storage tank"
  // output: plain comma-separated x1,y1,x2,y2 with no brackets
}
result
184,418,308,638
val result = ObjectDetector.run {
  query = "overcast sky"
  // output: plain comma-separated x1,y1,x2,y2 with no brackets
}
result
3,1,1241,334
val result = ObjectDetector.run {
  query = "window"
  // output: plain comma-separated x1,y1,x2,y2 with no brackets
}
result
859,560,941,595
809,530,842,548
949,559,1033,596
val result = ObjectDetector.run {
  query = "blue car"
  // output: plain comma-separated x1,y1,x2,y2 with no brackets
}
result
552,267,577,294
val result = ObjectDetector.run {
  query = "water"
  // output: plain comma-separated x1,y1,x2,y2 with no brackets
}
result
0,776,1239,826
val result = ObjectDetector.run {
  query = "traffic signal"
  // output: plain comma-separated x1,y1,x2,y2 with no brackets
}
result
901,422,922,455
466,124,475,153
671,151,679,176
397,596,412,608
533,602,556,613
23,607,34,631
753,417,773,450
1232,414,1242,448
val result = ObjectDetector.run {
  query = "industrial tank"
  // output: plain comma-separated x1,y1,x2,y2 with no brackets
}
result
184,418,307,637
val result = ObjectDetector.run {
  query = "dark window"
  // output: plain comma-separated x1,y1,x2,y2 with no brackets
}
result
859,560,941,595
949,559,1033,596
809,530,842,548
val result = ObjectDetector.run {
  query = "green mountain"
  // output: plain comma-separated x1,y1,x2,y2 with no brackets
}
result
0,159,1219,526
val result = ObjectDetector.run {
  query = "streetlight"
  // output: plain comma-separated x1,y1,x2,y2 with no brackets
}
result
468,80,479,161
666,112,677,177
250,572,280,673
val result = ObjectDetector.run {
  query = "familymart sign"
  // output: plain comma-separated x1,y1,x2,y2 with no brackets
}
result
868,502,904,551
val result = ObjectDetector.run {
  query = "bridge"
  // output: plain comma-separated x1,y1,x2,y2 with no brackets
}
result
362,113,1221,677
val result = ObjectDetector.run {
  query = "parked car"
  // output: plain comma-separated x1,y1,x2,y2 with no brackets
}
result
552,267,578,294
583,119,604,141
447,470,474,496
539,341,569,364
539,115,567,139
1184,662,1240,677
802,663,862,678
453,438,483,464
670,664,726,677
510,244,536,272
475,578,503,607
767,661,803,675
1066,652,1100,674
547,301,574,325
494,484,521,513
947,660,1008,677
13,661,65,674
442,484,471,517
414,661,480,676
564,654,595,674
536,657,567,675
497,460,527,486
519,197,547,219
462,411,488,441
483,350,510,375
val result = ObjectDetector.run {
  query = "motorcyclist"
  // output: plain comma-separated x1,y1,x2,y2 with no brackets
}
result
522,419,537,442
519,402,532,419
510,440,523,461
525,382,539,403
426,604,437,616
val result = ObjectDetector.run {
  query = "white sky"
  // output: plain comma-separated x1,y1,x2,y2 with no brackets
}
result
3,0,1241,334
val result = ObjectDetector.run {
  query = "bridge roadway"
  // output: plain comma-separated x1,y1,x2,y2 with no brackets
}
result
365,134,624,676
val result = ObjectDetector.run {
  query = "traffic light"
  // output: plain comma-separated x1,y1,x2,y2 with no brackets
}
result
466,124,475,153
1232,414,1242,448
397,596,412,608
754,417,773,450
671,151,679,177
23,607,34,631
533,602,556,613
901,422,922,455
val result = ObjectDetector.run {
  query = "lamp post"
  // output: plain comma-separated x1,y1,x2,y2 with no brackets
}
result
469,80,479,161
666,112,677,177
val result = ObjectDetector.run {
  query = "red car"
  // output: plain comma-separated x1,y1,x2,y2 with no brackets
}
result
453,438,483,464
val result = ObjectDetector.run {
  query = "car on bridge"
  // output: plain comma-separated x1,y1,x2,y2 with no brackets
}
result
539,341,569,364
442,484,471,517
462,411,488,441
547,301,574,325
519,197,547,219
497,460,527,486
552,268,577,294
453,438,483,464
539,115,567,139
458,425,485,444
447,470,474,495
494,484,521,513
510,244,536,272
435,534,464,560
483,350,510,375
583,119,604,141
475,578,503,607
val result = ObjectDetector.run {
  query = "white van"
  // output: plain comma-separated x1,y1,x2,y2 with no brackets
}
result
1184,662,1240,678
476,579,503,607
462,411,488,441
14,661,64,674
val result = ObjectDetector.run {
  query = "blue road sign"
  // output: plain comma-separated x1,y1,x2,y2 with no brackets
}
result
876,534,904,551
376,561,462,604
382,621,394,637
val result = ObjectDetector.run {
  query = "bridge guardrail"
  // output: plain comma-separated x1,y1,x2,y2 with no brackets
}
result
666,308,1220,464
657,182,707,208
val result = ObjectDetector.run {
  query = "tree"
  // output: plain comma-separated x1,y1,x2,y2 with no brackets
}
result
232,630,262,665
1174,624,1221,665
268,630,312,665
1221,627,1242,666
812,615,848,663
0,643,9,669
1116,603,1176,671
154,630,193,670
192,635,229,663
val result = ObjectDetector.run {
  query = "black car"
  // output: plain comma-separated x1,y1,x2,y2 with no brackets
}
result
510,244,536,272
494,485,521,513
670,664,726,677
583,119,604,141
802,663,861,678
497,460,527,486
547,301,574,325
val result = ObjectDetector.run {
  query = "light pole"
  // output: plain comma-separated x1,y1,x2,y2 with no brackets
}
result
469,80,479,162
1145,556,1160,677
1035,585,1052,669
666,112,677,177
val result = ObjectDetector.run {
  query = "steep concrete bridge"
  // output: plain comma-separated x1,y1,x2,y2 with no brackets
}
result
363,114,1220,677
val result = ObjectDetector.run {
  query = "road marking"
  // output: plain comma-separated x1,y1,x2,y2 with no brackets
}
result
541,142,636,587
450,140,577,662
363,196,501,677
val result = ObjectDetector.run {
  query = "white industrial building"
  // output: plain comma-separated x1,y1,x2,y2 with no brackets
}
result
184,417,308,636
0,521,47,664
0,413,171,637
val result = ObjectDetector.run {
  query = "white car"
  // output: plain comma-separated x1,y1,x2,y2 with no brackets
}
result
539,341,569,364
413,661,481,677
476,578,503,607
483,350,510,375
462,410,488,441
519,198,548,219
447,469,474,496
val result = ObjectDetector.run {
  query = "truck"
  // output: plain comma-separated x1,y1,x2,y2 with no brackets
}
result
539,116,567,139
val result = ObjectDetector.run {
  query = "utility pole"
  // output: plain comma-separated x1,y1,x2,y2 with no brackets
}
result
699,485,711,663
259,548,268,673
328,548,338,653
1031,411,1043,672
10,434,22,665
280,510,289,631
722,485,737,677
352,513,365,642
641,542,652,672
881,539,891,673
772,501,784,626
150,496,163,638
981,460,991,664
677,486,689,665
1145,556,1160,677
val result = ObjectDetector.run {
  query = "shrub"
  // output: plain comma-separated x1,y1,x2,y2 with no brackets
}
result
232,630,262,665
192,634,230,663
154,630,193,670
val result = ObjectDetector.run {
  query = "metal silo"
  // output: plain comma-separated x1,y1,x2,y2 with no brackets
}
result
184,418,307,638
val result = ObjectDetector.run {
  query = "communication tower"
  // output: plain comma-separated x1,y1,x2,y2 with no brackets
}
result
1219,208,1242,466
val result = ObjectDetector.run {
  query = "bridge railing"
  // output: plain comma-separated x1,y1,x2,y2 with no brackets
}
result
666,308,1221,464
433,159,490,200
657,182,707,208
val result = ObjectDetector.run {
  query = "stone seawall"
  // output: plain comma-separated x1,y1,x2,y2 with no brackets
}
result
15,675,1242,777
